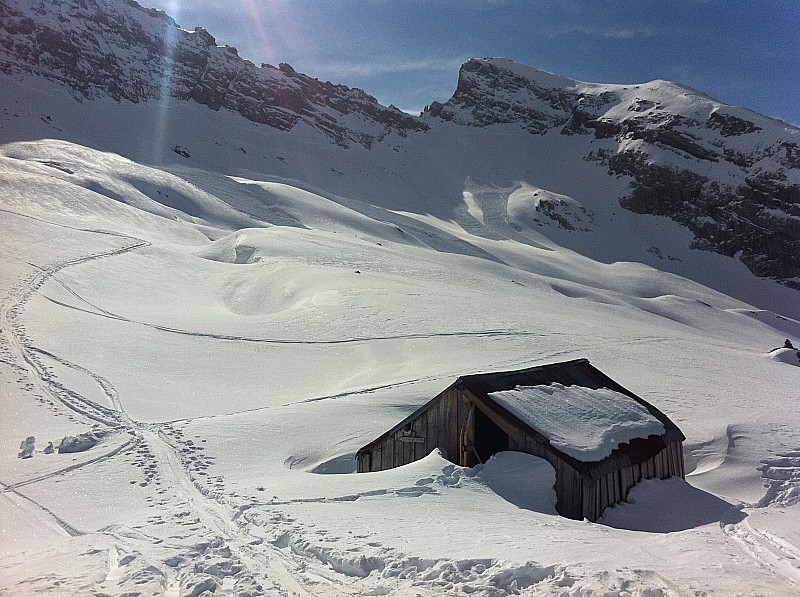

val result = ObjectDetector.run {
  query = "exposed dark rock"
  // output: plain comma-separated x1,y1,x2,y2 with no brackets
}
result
706,111,761,136
0,0,427,147
780,142,800,169
611,151,800,281
424,58,617,135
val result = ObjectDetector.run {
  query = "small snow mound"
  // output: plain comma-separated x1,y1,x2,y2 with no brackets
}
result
419,452,558,513
195,230,264,264
474,452,558,514
599,477,744,532
310,453,357,474
507,183,593,232
57,432,101,454
18,436,36,459
767,347,800,366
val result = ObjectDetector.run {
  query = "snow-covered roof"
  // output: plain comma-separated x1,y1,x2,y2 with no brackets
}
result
488,384,666,461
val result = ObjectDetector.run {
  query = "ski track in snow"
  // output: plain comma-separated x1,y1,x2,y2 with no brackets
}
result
0,226,291,593
39,286,564,346
722,520,800,589
0,219,143,540
28,346,127,413
1,436,137,492
0,210,149,427
0,480,84,537
0,218,281,592
0,218,487,595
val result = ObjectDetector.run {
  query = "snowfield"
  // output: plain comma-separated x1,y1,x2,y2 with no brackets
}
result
1,76,800,595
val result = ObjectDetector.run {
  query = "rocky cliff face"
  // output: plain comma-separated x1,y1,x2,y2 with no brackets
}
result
426,58,800,285
0,0,426,148
2,1,798,286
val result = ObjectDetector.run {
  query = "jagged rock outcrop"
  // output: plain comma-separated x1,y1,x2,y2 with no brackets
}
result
425,58,800,285
426,58,618,135
0,0,427,148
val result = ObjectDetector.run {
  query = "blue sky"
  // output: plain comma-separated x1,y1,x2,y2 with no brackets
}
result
143,1,799,125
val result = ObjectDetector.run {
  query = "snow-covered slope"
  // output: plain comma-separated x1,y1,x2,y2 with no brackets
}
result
2,134,799,596
3,0,799,307
2,1,800,595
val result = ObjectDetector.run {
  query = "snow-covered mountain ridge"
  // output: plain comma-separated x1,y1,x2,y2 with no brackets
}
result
2,0,798,289
427,58,800,283
0,0,426,149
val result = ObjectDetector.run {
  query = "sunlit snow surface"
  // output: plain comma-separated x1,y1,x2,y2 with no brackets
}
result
1,80,800,595
489,384,665,460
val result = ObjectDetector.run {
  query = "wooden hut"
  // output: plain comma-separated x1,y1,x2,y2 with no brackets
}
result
356,359,685,521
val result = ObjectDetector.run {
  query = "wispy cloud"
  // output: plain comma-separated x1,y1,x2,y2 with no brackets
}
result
304,57,465,80
545,23,661,40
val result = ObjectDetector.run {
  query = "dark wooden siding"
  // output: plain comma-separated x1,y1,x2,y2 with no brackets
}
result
357,388,459,473
554,460,583,519
581,439,685,521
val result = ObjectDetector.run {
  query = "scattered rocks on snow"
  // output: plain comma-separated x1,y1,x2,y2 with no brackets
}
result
57,432,101,454
767,347,800,366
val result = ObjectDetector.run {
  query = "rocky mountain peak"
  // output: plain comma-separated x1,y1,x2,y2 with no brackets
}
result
425,57,607,134
425,57,800,285
0,0,427,148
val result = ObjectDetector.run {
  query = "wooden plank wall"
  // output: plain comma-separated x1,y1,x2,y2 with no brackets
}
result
359,389,460,472
583,440,685,521
554,460,583,519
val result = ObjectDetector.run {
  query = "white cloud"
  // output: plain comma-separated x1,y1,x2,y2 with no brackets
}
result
304,57,465,80
547,24,661,40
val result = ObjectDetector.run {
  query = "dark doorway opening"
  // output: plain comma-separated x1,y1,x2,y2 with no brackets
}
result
474,407,509,463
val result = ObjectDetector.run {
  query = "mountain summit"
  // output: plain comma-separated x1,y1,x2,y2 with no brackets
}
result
426,57,799,283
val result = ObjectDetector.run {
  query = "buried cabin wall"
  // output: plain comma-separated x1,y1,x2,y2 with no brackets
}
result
358,389,458,472
581,440,685,521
